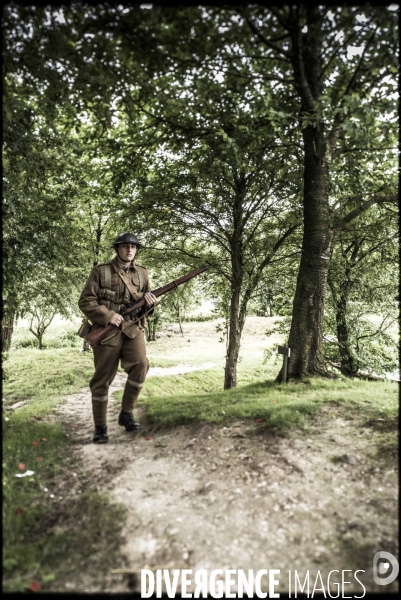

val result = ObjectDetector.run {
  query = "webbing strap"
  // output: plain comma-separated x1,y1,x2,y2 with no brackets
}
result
136,265,145,292
104,264,111,289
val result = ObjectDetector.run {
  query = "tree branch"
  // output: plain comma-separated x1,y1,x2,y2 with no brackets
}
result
343,25,379,100
241,15,292,59
251,223,300,284
332,195,398,234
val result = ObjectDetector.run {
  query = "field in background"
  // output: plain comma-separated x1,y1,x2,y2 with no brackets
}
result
10,314,283,370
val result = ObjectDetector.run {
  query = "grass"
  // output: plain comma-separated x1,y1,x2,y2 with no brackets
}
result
119,366,398,433
2,418,66,589
3,348,94,414
2,346,186,415
2,345,128,592
2,410,129,592
2,316,399,590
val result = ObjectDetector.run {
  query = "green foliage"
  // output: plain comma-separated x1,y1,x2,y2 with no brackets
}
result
12,325,80,351
2,3,398,381
143,261,211,339
324,311,398,377
325,206,398,376
184,314,216,323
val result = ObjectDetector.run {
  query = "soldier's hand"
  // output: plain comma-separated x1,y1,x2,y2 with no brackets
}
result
109,313,124,327
144,292,157,307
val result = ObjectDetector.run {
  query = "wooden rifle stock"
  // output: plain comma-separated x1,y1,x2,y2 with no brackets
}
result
84,265,208,348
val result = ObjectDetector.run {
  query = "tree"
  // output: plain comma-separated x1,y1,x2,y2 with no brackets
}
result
4,3,397,386
3,5,86,346
127,77,301,388
16,264,80,349
325,206,398,377
143,259,209,341
3,4,300,386
231,5,398,379
3,3,143,346
27,304,56,350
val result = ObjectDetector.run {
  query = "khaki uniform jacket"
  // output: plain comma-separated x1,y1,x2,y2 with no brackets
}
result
78,256,152,342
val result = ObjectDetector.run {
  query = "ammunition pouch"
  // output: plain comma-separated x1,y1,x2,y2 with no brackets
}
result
77,318,93,338
97,288,121,313
99,298,121,312
98,288,118,302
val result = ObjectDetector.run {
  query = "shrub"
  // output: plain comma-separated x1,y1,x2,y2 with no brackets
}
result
184,315,216,322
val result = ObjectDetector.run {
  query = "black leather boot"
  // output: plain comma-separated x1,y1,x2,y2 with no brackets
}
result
118,411,140,432
93,425,108,444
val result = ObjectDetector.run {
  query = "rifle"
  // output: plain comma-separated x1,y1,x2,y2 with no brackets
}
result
84,264,208,348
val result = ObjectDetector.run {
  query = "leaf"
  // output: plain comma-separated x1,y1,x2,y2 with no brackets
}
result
3,558,18,571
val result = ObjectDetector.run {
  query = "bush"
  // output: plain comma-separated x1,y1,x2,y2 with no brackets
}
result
11,325,81,351
12,337,38,350
184,315,216,322
58,330,79,346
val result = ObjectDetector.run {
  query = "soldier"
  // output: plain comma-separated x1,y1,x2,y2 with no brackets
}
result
78,233,157,444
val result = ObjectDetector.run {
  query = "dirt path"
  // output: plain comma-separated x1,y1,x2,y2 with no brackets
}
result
52,364,398,595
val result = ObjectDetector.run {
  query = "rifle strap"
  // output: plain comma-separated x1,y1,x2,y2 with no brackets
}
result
100,329,121,344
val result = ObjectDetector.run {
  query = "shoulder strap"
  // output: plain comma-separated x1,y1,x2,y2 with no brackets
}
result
104,264,112,289
117,270,143,300
136,265,145,292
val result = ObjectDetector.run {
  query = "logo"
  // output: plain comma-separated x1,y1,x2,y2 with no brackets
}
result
373,551,399,585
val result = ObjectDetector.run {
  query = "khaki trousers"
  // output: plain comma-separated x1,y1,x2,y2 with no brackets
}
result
90,329,149,425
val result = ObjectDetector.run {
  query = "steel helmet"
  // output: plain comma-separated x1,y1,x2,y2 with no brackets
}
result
111,232,144,249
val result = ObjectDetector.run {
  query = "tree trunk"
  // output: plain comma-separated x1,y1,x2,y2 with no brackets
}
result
146,313,160,341
82,338,92,351
275,7,337,381
1,312,14,352
278,124,332,380
224,283,243,390
267,289,273,317
146,320,153,341
177,305,184,336
224,182,246,390
2,293,17,352
94,220,102,266
335,292,359,377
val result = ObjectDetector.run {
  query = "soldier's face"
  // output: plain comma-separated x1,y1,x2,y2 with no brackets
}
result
117,243,137,263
